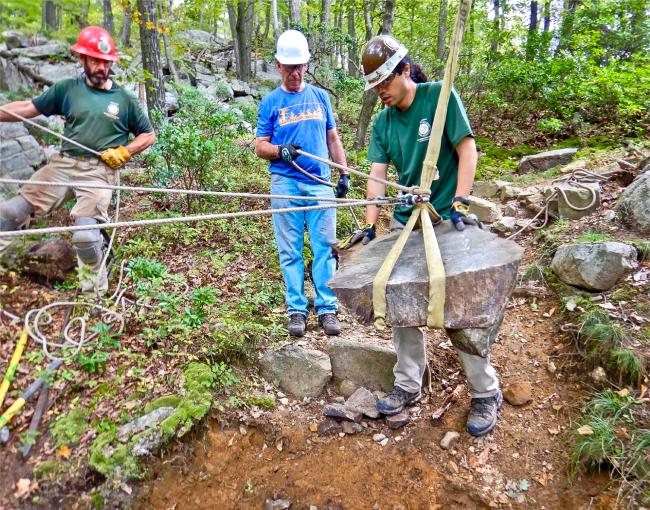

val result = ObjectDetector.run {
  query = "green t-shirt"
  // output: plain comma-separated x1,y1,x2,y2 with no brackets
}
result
367,81,473,223
32,77,153,157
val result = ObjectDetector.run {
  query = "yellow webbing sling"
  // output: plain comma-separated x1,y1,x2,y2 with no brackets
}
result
372,0,473,330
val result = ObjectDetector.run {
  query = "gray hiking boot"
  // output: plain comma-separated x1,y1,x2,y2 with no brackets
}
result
318,313,341,336
287,313,306,337
467,390,503,437
377,386,421,416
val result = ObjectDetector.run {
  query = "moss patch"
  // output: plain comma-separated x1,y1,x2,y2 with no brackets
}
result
33,460,65,480
50,407,89,447
89,429,143,480
144,395,182,414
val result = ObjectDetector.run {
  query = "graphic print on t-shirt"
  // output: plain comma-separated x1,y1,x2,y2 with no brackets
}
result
417,118,431,142
278,102,325,127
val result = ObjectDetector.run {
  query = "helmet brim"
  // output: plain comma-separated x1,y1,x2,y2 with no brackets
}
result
71,45,120,62
275,54,310,65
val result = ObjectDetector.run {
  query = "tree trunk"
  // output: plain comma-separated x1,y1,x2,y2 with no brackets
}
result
556,0,579,55
490,0,499,52
289,0,301,23
103,0,115,35
229,0,254,81
543,0,551,32
363,6,373,41
158,0,178,82
263,1,271,41
526,0,539,60
42,1,58,31
137,0,165,118
321,0,332,26
271,0,279,43
355,0,395,149
436,0,448,64
347,0,357,76
120,0,132,47
227,2,240,75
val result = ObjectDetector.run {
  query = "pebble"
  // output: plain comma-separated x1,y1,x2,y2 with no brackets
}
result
440,431,460,450
373,433,386,442
386,410,410,429
591,366,608,384
341,421,362,435
546,361,557,374
333,396,345,404
317,418,343,436
279,397,289,406
323,403,362,422
265,498,291,510
503,381,533,406
277,392,286,398
380,438,389,447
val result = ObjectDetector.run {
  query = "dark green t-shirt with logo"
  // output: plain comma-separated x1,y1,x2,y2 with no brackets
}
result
32,76,153,157
367,81,473,223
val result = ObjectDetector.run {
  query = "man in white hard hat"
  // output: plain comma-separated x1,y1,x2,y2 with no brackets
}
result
256,29,349,337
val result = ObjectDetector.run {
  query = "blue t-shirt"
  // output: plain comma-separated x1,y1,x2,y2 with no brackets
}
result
256,83,335,183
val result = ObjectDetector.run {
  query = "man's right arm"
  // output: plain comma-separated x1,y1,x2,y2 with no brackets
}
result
0,100,41,122
365,162,388,225
255,136,280,161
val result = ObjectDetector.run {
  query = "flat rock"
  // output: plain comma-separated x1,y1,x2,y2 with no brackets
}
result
440,430,460,450
445,310,504,357
472,181,501,200
503,381,533,406
324,339,396,392
468,196,502,223
518,148,578,173
323,403,362,423
265,498,292,510
617,169,650,234
259,345,332,398
329,222,524,329
386,410,409,429
117,407,175,443
551,242,638,291
317,418,343,436
21,240,76,284
344,387,379,419
10,42,68,58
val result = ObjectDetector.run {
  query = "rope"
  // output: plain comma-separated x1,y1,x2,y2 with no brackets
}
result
0,198,391,239
372,0,473,330
0,178,362,204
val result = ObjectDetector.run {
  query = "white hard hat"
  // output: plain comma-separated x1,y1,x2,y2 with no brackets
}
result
275,30,310,65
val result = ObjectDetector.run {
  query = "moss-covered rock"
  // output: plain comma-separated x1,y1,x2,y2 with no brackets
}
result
50,407,89,447
143,395,182,414
89,429,143,480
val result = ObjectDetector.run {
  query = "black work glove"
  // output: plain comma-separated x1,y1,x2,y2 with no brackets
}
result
337,224,376,250
279,143,301,163
336,174,350,198
450,196,483,231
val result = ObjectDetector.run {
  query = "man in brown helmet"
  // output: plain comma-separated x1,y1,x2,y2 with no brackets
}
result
353,35,502,437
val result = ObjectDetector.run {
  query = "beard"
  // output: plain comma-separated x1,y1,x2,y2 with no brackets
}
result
83,62,109,86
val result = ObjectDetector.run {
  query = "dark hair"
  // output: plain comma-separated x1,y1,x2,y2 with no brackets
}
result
393,56,428,84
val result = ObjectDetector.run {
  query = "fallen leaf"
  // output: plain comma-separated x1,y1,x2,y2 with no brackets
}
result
518,479,531,492
548,426,561,435
227,434,237,447
615,428,630,439
275,438,283,452
617,388,630,398
14,479,31,499
577,425,594,436
308,423,318,432
565,297,577,311
124,401,138,410
552,403,564,411
121,483,132,495
56,445,72,458
537,473,548,487
640,385,648,399
598,302,617,311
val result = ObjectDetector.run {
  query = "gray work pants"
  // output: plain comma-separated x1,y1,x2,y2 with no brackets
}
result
393,326,499,398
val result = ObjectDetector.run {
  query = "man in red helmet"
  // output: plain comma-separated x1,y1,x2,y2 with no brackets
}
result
0,26,156,294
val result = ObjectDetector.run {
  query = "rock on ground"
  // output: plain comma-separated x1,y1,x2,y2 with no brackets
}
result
20,240,76,284
323,403,362,423
617,169,650,234
546,182,601,220
329,222,523,329
518,148,578,173
503,381,533,406
324,339,396,392
344,387,379,419
551,242,638,291
468,196,502,223
259,345,332,398
440,431,460,450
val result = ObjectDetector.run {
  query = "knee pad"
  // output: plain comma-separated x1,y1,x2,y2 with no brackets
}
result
72,217,103,265
0,196,33,231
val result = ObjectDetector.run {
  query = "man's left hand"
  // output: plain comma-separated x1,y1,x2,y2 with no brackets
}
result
450,196,483,231
101,146,131,169
336,174,350,198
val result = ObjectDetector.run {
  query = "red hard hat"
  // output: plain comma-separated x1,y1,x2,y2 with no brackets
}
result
71,26,119,62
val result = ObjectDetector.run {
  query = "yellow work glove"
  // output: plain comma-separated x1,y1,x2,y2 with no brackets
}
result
100,146,131,169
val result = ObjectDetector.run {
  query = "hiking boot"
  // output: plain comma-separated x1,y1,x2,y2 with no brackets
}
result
377,386,421,416
467,390,503,437
287,313,306,337
318,313,341,336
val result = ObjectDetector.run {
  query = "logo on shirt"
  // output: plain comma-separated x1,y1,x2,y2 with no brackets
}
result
104,101,120,120
278,103,324,126
417,118,431,142
98,35,111,54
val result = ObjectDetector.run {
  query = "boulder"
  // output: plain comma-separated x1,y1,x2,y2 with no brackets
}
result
21,240,76,284
33,62,82,83
324,339,396,392
0,122,45,200
551,242,638,291
445,310,504,358
230,78,252,97
2,30,30,49
545,182,601,220
0,56,32,91
259,345,331,398
329,222,524,329
471,180,501,200
468,196,502,223
518,148,578,173
10,42,69,59
617,170,650,234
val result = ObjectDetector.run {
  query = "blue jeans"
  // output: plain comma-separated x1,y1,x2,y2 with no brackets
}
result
270,173,338,317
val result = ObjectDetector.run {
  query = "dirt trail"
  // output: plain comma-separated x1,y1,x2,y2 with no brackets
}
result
136,302,615,509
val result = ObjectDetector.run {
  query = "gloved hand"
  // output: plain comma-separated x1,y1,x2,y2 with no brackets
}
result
450,196,483,231
337,223,375,250
100,146,131,169
336,174,350,198
279,143,301,163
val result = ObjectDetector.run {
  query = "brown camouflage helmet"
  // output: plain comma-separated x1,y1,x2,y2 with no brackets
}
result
361,35,408,91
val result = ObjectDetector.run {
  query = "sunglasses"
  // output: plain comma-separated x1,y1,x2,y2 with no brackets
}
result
282,64,307,72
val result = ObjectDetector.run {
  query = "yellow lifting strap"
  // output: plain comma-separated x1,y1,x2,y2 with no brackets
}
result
0,326,29,409
372,0,473,330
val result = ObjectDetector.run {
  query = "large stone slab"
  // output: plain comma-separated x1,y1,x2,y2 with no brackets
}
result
617,169,650,234
518,148,578,173
259,345,331,398
329,221,524,329
324,339,396,392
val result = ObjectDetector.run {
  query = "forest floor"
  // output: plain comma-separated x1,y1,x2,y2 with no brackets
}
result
0,145,648,509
